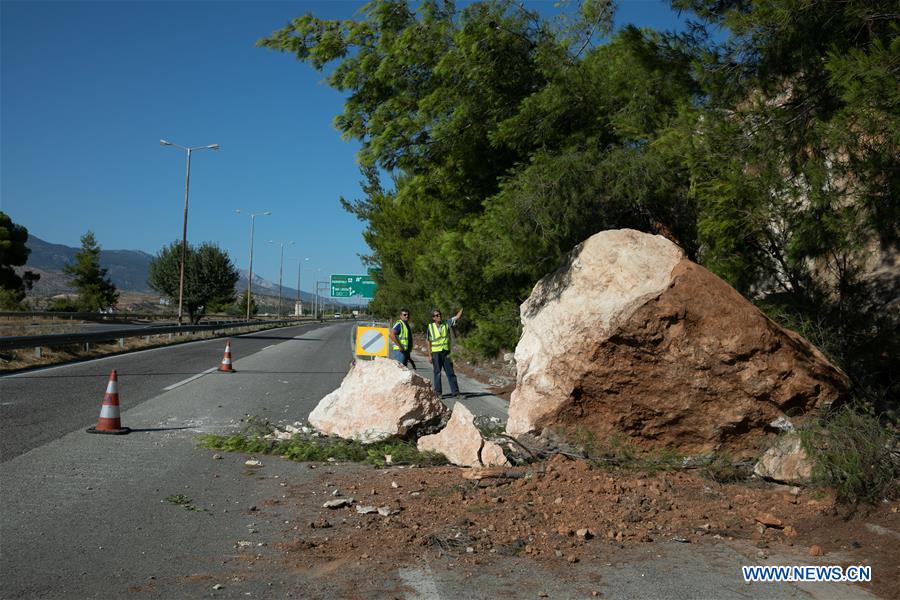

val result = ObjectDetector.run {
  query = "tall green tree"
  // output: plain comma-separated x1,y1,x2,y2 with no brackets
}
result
260,1,696,354
0,212,40,309
675,0,900,405
262,0,898,408
63,231,118,312
148,241,239,324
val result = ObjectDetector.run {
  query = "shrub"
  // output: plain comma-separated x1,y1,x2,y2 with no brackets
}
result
799,403,899,505
464,300,522,358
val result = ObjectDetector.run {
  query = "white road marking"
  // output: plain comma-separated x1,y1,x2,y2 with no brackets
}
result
163,367,218,391
262,345,275,350
398,566,441,600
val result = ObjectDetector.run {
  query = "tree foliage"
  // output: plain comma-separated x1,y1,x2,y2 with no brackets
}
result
62,231,118,312
148,241,239,324
674,0,900,409
0,212,40,309
228,289,259,318
262,0,899,407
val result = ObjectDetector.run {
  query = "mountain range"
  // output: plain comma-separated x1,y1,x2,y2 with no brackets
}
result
21,235,326,304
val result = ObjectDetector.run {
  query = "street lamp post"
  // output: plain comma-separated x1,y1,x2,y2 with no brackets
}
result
288,257,309,316
236,209,271,320
269,240,295,317
160,139,219,325
315,279,328,320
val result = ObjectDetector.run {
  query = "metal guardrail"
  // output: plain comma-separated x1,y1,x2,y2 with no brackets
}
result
0,310,176,321
0,318,306,352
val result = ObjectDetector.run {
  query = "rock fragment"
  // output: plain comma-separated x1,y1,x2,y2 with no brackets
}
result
417,403,509,467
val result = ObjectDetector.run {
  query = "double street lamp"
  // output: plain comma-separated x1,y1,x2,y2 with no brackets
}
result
236,209,271,320
160,139,219,324
268,240,295,317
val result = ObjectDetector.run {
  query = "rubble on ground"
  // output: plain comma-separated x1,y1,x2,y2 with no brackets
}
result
280,455,862,568
507,229,849,455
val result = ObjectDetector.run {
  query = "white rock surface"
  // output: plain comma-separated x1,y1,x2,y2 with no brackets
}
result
309,358,448,443
417,403,509,467
507,229,683,436
753,434,813,483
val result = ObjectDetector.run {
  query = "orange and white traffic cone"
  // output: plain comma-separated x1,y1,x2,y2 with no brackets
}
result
86,369,130,435
218,339,235,373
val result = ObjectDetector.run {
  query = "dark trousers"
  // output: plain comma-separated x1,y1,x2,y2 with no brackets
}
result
431,351,459,396
392,349,416,369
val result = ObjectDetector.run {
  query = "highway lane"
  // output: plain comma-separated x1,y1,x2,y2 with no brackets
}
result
0,320,357,599
0,321,346,462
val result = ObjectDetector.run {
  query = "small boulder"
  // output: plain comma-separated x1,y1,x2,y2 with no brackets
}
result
753,434,813,484
309,358,448,442
755,514,784,529
417,403,510,467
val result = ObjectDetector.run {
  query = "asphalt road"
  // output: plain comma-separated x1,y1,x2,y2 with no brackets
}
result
0,322,338,462
0,321,354,599
0,323,874,599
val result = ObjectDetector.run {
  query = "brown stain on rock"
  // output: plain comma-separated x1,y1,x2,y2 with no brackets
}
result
546,260,849,455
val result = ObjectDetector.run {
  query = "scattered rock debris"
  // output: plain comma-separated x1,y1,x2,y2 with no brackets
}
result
265,454,897,598
278,455,849,567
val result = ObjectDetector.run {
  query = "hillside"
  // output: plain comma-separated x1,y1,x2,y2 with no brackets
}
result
20,235,333,305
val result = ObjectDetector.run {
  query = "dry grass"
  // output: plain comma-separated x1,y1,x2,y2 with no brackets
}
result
0,316,97,338
0,323,280,372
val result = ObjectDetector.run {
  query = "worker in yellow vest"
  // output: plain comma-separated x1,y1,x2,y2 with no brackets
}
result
389,308,413,367
426,307,463,398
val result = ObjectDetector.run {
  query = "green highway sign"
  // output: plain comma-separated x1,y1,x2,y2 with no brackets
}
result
330,274,377,298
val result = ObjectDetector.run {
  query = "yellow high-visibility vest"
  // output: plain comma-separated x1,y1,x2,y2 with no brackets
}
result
392,320,409,351
428,322,450,352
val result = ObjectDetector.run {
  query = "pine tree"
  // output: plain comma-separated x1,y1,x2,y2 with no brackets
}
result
63,231,119,311
0,212,40,309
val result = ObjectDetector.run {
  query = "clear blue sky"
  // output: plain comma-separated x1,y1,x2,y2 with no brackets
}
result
1,0,693,292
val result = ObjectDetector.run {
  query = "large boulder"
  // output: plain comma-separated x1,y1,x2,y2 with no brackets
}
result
418,403,510,467
309,358,448,443
506,229,849,454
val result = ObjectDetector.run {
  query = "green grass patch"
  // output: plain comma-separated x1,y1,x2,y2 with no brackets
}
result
164,493,192,506
164,493,210,514
197,420,448,468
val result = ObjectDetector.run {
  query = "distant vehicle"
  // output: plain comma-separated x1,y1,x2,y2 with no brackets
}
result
333,313,341,319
